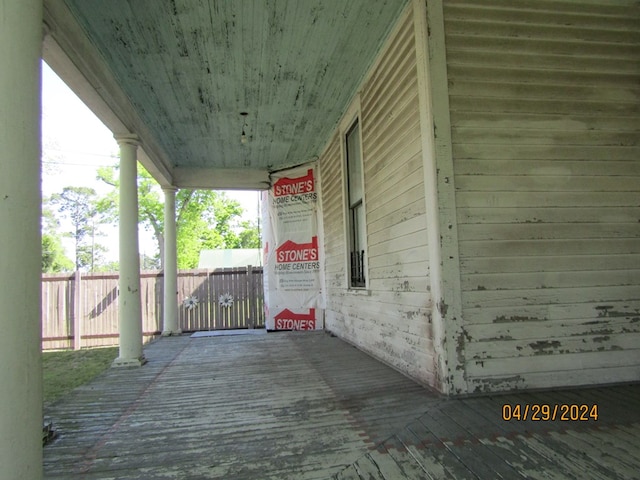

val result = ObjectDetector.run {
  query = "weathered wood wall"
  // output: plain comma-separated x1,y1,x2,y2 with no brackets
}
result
41,267,265,350
320,5,437,386
444,0,640,391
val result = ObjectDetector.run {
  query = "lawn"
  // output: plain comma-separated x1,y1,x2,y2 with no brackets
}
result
42,347,118,404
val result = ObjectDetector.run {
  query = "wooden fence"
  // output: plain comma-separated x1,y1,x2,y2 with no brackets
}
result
41,267,264,350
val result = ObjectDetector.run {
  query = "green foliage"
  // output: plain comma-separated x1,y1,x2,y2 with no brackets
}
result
42,232,74,273
44,165,261,273
236,220,261,248
41,204,74,273
175,189,243,268
76,243,108,272
93,261,120,273
97,164,260,269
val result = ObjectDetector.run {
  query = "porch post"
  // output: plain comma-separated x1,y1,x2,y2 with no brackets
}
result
0,0,43,477
162,187,181,335
113,134,146,367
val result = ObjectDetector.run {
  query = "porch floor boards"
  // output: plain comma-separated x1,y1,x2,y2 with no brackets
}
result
43,332,640,479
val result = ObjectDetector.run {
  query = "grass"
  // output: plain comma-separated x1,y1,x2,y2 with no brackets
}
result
42,347,118,404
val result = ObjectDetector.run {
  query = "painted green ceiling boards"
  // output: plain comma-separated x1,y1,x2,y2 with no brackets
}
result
62,0,408,178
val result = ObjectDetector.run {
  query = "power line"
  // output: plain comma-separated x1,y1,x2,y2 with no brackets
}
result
42,160,116,168
43,147,118,160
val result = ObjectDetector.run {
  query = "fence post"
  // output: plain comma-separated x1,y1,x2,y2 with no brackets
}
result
73,270,82,350
247,265,254,329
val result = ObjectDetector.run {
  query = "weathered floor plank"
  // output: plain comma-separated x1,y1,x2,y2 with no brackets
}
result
44,332,435,479
380,436,432,480
44,332,640,479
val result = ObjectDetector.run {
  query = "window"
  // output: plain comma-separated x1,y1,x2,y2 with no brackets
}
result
345,120,366,288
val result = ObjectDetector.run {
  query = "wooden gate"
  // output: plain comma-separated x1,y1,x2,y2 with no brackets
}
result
178,266,265,331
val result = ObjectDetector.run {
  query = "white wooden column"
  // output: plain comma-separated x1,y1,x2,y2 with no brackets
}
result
162,187,181,336
0,0,43,477
113,134,146,367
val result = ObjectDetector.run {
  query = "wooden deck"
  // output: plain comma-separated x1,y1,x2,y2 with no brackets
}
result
44,332,640,479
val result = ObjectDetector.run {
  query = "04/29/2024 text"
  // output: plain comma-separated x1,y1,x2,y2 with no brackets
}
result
502,404,598,422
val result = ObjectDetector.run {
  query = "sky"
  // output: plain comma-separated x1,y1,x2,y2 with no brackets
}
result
41,61,260,264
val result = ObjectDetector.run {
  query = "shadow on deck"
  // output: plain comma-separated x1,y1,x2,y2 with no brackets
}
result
43,332,640,479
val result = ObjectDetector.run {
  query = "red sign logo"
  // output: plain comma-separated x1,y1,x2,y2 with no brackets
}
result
276,236,318,263
273,169,315,197
274,308,316,330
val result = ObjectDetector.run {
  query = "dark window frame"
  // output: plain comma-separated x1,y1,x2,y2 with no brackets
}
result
345,119,366,288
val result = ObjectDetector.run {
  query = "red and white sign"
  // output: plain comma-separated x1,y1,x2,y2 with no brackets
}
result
273,169,315,197
276,237,319,263
262,164,325,331
274,308,317,330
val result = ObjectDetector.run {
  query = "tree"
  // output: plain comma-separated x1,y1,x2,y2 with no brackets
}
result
236,220,261,249
97,164,258,269
49,186,106,271
93,260,120,273
139,252,161,270
77,243,108,271
41,233,74,273
41,205,74,273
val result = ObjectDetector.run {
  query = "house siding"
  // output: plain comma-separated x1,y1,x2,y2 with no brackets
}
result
444,0,640,391
320,6,438,387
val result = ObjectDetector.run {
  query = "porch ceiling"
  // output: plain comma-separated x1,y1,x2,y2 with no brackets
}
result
42,0,408,189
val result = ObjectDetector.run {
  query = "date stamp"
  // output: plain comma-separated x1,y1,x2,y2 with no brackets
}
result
502,404,598,422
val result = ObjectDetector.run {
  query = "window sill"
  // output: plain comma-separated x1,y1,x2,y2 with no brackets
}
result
347,288,371,296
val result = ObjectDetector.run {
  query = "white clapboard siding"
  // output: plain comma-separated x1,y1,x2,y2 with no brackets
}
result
320,5,436,386
320,134,346,286
444,0,640,391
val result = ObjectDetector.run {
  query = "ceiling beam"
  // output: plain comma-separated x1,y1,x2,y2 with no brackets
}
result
173,167,271,190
